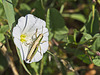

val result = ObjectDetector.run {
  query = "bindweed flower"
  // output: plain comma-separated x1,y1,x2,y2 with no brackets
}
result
12,14,49,63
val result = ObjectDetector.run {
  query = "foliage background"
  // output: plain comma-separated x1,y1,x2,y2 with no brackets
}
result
0,0,100,75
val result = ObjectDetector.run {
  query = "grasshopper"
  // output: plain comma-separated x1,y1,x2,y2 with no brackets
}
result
26,27,47,62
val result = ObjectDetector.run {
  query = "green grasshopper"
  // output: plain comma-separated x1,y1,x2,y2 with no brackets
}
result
26,27,47,62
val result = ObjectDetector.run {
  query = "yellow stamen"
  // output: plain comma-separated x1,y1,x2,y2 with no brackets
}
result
20,34,26,43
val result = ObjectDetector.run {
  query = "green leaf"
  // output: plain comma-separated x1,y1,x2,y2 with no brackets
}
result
79,33,92,44
16,48,31,75
85,9,99,36
77,53,91,64
32,0,45,20
30,63,39,75
12,0,18,7
20,3,31,11
0,2,6,19
68,35,74,43
0,33,5,42
54,26,68,42
87,50,95,56
65,46,91,64
2,0,15,30
0,25,9,33
46,8,68,41
93,56,100,66
73,29,79,43
93,33,100,37
46,8,68,32
91,36,100,51
62,14,86,23
75,48,91,64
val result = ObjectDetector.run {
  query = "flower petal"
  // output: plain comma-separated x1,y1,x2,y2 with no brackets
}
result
17,16,26,33
22,14,38,34
14,38,24,60
40,37,49,53
26,17,46,34
33,18,46,29
32,50,43,62
12,25,21,39
39,27,49,53
21,43,29,60
43,28,49,37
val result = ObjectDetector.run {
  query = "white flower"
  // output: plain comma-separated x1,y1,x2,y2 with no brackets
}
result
12,14,49,63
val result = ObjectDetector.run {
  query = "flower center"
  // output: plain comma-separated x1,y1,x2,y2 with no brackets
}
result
20,34,27,43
